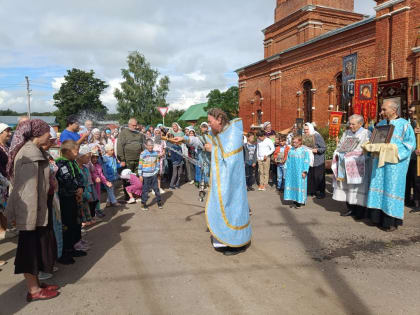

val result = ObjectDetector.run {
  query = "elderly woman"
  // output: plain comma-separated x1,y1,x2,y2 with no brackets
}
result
304,122,327,199
5,119,59,302
89,128,104,154
263,121,276,137
332,115,371,218
366,99,415,231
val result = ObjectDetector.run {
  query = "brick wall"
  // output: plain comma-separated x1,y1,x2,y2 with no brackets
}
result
239,21,376,131
275,0,354,22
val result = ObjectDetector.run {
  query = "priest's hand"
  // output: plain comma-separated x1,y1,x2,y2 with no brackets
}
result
302,172,307,179
204,143,212,152
415,149,420,156
312,149,318,154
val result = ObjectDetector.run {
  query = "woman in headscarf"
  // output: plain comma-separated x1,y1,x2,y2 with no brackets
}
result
303,122,326,199
169,122,184,137
89,128,104,154
0,123,15,241
263,121,276,137
5,119,60,302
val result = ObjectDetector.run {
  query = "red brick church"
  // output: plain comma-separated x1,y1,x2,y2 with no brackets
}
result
236,0,420,131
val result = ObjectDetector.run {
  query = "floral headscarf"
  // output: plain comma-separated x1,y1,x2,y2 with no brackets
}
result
7,119,50,178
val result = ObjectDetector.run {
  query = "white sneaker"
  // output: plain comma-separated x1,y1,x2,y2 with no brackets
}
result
74,241,90,251
189,180,194,185
38,272,53,280
81,239,93,246
159,188,165,194
127,198,136,204
151,190,155,195
81,228,87,236
53,266,59,273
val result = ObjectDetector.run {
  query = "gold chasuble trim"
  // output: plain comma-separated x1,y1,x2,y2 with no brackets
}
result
212,139,250,231
215,119,244,159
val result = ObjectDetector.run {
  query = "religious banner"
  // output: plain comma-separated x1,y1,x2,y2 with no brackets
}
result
342,53,358,107
328,111,343,138
354,79,378,122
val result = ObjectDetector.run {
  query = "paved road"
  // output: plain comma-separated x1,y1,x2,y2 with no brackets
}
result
1,178,420,314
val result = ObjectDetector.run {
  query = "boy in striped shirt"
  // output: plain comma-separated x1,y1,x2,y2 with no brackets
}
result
138,139,163,211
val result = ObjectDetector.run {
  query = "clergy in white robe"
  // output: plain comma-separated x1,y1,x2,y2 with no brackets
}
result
332,114,371,217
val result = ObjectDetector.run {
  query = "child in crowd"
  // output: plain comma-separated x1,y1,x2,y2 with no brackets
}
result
56,140,87,264
256,131,275,191
139,139,163,211
102,143,121,207
273,135,290,191
90,149,110,217
244,132,258,191
168,140,184,190
120,169,142,203
284,136,310,208
153,128,166,194
76,146,97,232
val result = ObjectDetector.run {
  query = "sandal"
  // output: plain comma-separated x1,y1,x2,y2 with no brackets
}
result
26,288,59,302
40,283,60,291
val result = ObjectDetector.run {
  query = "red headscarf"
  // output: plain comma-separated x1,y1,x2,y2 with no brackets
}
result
7,119,50,178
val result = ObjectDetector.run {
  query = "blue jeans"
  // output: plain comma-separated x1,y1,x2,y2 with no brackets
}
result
105,181,117,204
277,165,285,189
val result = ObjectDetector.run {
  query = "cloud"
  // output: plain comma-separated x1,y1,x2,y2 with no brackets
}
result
51,77,65,90
100,78,123,112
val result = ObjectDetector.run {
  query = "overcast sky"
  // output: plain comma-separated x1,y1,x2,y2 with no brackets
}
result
0,0,376,114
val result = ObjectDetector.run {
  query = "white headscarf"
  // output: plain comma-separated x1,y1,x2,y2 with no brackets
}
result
304,122,316,135
49,126,57,140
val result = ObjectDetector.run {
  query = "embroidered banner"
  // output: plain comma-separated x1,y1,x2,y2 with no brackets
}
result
329,111,343,138
342,53,358,109
354,79,378,122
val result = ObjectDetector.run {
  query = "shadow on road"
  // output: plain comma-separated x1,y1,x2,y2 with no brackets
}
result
0,208,133,314
275,204,373,315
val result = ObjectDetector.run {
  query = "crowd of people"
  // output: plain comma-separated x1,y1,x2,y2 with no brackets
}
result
0,98,418,302
0,113,216,302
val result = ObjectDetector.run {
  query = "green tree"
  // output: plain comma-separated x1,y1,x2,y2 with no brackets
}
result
206,86,239,120
53,68,108,128
0,109,20,116
114,51,170,125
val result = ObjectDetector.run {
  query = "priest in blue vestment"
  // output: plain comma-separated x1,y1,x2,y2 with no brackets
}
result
284,136,311,208
366,99,415,231
204,108,251,255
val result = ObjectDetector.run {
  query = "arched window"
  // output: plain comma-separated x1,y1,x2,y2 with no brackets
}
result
303,80,313,123
254,91,263,125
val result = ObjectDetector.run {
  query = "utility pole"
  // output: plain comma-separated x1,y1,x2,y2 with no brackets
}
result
25,76,31,119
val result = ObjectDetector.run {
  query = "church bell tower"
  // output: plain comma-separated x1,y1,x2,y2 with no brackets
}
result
264,0,366,58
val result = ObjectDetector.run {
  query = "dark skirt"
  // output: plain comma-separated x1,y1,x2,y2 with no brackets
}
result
14,195,57,275
308,164,326,195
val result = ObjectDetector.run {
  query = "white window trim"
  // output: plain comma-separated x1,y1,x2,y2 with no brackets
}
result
374,0,405,11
